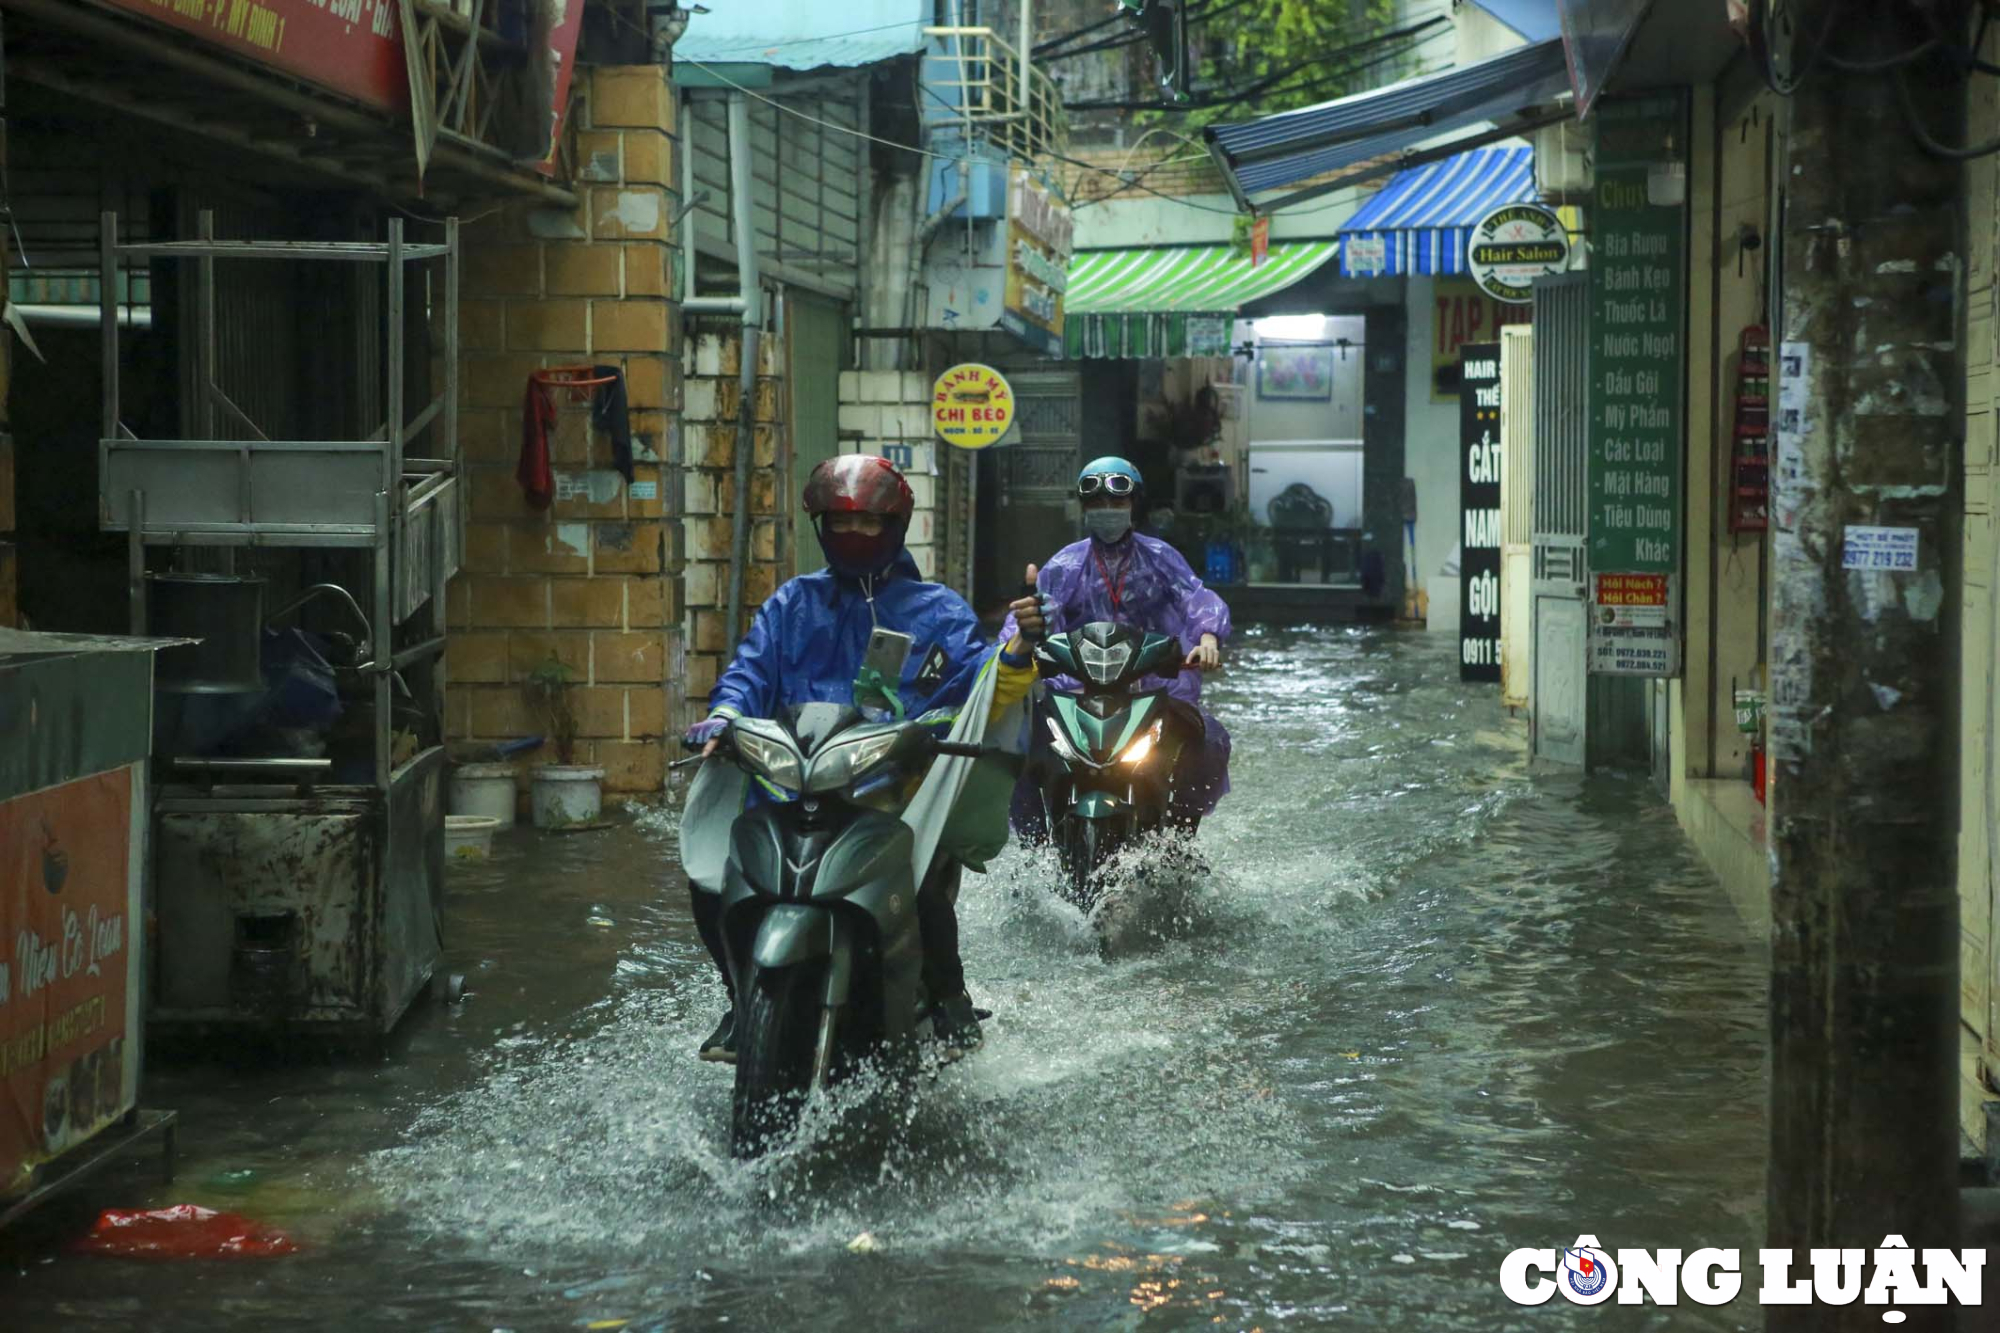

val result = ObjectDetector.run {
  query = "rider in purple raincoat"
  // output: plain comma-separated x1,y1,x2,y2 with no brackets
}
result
1002,455,1232,835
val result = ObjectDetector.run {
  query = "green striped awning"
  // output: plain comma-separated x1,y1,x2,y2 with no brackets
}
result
1062,241,1339,358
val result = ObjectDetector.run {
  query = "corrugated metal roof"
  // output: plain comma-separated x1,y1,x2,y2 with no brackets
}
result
1205,39,1570,199
674,1,930,70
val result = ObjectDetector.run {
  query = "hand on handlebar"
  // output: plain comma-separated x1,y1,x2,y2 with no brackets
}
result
1184,634,1221,672
682,714,732,757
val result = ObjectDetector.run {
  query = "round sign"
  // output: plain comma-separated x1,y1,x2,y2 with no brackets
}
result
1467,203,1570,304
931,363,1014,450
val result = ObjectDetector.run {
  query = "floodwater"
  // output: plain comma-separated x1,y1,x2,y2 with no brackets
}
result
2,628,1768,1331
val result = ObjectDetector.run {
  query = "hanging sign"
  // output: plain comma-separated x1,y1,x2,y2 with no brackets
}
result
1467,203,1571,305
1460,343,1503,682
1432,276,1532,403
1001,170,1072,357
932,364,1015,450
1249,216,1271,269
1586,93,1685,677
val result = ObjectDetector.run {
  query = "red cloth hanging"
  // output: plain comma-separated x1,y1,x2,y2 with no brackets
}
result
517,378,557,510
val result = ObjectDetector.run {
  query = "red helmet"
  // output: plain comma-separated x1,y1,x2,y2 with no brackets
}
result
802,454,914,520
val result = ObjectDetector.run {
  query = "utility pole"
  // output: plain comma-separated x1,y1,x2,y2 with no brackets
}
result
1766,2,1965,1326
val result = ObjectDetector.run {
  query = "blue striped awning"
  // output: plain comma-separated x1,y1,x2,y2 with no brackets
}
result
1336,148,1537,277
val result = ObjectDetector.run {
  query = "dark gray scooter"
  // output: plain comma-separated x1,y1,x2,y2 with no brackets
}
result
685,704,982,1158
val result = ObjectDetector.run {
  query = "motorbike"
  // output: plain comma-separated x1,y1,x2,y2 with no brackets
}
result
685,705,987,1159
1026,622,1197,910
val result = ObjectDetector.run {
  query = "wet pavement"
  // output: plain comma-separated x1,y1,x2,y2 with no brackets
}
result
1,627,1767,1331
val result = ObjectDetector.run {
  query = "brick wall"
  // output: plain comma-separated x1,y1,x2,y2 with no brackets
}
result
446,65,682,801
837,370,942,579
676,324,785,732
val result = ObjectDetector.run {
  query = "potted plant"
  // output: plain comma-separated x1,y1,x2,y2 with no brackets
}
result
522,656,603,828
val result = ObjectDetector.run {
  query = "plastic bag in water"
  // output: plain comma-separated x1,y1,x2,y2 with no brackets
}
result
71,1204,299,1259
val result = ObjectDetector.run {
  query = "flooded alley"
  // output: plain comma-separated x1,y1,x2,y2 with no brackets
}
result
1,629,1768,1330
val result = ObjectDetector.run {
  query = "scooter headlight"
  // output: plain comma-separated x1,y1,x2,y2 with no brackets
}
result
1118,719,1165,767
806,729,902,794
734,730,804,792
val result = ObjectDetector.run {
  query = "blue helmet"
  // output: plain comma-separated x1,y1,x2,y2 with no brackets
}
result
1077,455,1143,500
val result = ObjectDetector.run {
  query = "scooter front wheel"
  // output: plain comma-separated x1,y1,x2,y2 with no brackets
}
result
731,965,821,1159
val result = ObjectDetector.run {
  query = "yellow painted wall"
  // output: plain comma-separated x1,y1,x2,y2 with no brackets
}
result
1666,77,1780,931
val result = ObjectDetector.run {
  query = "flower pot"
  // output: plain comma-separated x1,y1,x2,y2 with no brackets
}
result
449,762,519,828
531,765,604,829
444,815,502,859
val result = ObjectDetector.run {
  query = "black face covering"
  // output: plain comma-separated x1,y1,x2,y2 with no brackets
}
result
814,517,906,578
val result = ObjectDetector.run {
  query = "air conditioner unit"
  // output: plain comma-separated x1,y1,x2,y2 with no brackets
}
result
1533,121,1592,204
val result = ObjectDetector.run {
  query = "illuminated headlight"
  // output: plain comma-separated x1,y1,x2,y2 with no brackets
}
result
735,730,804,792
807,729,902,793
1119,720,1165,767
1045,716,1089,766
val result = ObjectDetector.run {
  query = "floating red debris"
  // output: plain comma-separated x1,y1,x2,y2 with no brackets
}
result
71,1205,299,1259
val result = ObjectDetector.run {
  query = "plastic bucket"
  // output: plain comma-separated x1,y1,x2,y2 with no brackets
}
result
450,762,519,828
532,765,605,829
445,815,502,859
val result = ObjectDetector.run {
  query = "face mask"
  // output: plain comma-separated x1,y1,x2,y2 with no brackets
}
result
815,520,902,578
1083,508,1132,544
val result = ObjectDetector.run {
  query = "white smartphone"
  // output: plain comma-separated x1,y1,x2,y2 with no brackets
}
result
862,628,913,682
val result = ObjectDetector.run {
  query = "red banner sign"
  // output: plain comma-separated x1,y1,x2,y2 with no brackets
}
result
1594,572,1668,607
101,0,409,112
2,769,136,1197
97,0,586,177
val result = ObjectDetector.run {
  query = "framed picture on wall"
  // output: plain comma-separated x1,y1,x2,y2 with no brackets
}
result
1256,346,1334,401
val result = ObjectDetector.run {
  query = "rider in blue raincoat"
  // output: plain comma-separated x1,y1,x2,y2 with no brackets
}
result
683,454,1037,1062
1001,455,1232,836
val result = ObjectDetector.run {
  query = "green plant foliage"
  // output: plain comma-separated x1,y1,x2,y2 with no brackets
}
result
1134,0,1407,130
522,656,580,765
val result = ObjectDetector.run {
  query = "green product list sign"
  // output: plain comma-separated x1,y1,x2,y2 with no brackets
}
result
1586,94,1686,677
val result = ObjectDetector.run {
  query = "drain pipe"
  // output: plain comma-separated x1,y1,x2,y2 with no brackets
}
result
901,170,966,369
719,90,762,645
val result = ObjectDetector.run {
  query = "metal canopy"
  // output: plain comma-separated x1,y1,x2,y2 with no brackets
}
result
1,0,576,206
1203,39,1571,209
1335,147,1537,277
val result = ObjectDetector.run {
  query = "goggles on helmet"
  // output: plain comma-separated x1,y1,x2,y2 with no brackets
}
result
1077,472,1138,498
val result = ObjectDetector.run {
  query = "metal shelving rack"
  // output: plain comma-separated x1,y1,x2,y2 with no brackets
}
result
95,212,462,1036
97,212,460,791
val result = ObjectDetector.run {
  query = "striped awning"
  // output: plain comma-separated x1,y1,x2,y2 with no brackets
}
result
1337,148,1537,278
1203,40,1570,208
1062,241,1338,359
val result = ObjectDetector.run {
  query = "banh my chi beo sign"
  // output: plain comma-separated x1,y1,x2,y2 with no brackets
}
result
1467,202,1570,305
931,364,1014,450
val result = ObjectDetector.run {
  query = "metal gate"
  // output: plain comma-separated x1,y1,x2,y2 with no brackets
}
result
992,368,1081,595
1530,273,1589,766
